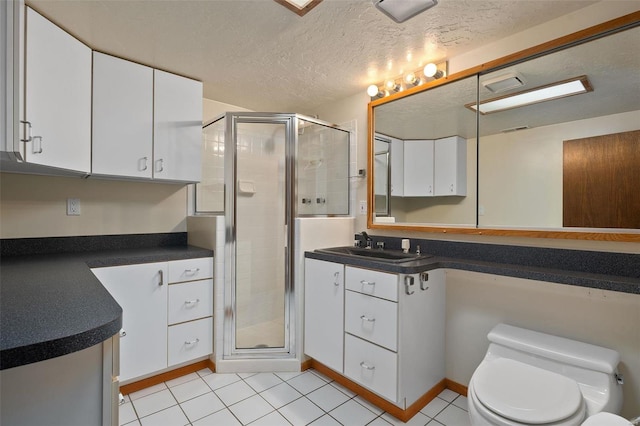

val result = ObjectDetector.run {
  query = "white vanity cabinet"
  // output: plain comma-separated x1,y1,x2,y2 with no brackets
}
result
167,258,213,367
22,7,91,173
92,257,213,383
92,52,153,178
91,262,168,382
304,257,446,409
304,258,345,374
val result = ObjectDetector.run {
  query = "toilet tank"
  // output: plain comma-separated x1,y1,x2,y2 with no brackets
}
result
485,323,623,414
487,323,620,374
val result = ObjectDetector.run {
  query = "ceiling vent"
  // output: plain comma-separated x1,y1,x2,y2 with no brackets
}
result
482,72,526,93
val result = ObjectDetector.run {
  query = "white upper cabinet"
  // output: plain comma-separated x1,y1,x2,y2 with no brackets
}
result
390,137,404,196
23,7,91,173
153,70,203,183
434,136,467,196
92,52,153,178
403,139,434,197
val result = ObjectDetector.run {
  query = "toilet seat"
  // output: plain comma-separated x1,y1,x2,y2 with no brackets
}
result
473,358,584,424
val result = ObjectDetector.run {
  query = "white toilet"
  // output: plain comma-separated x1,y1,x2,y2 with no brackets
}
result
468,323,625,426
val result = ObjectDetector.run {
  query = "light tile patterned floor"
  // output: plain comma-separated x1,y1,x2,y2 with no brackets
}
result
120,369,469,426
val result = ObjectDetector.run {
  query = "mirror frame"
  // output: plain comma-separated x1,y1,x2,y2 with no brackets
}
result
367,11,640,242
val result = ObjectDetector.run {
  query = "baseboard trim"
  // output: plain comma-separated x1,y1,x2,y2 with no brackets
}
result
120,359,216,395
311,360,447,422
301,359,313,371
445,378,468,397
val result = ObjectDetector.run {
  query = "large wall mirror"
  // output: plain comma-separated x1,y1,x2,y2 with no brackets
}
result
368,15,640,241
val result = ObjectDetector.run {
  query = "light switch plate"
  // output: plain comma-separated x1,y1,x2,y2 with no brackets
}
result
359,200,367,215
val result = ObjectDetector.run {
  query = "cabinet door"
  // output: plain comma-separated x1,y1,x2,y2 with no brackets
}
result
92,52,153,178
434,136,467,196
23,7,91,172
91,263,168,382
304,258,344,373
153,70,203,182
403,140,434,196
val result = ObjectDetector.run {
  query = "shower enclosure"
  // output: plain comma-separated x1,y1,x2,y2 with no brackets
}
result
196,112,350,368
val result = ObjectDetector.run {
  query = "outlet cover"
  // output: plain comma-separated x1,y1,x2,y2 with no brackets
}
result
67,198,81,216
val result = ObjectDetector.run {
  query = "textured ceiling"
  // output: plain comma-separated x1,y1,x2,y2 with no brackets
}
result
26,0,600,112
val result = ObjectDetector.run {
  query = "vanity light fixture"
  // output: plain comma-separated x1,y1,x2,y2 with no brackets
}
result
367,60,447,100
466,75,593,114
373,0,438,23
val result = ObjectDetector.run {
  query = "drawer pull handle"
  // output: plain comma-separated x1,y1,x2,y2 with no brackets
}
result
185,338,200,346
184,299,200,306
158,270,164,286
360,280,375,286
360,315,376,322
360,362,375,370
333,271,340,286
185,268,200,275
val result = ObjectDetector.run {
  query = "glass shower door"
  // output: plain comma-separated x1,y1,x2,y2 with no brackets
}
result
229,118,292,356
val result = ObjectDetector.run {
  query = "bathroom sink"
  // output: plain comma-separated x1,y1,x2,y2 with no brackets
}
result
315,246,432,264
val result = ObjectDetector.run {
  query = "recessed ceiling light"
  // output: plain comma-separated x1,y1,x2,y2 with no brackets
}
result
373,0,438,23
466,76,593,115
274,0,323,16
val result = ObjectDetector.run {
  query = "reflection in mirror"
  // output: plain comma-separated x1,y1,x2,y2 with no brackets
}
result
373,76,477,227
374,136,390,217
477,25,640,230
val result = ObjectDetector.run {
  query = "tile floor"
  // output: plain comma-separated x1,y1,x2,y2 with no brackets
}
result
119,369,470,426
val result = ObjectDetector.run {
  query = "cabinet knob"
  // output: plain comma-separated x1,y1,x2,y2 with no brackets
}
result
119,329,127,338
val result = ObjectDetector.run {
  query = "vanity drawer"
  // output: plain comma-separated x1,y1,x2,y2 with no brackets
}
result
168,279,213,325
168,257,213,283
345,266,398,302
168,317,213,366
345,290,398,351
344,334,397,403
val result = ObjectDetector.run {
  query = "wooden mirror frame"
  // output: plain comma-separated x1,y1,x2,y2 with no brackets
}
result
367,11,640,242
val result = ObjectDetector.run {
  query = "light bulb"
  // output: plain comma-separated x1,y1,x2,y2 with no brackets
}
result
384,79,400,92
424,62,444,79
404,72,420,86
367,84,381,97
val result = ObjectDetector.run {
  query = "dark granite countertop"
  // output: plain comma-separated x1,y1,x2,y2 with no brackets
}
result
305,244,639,295
0,240,213,370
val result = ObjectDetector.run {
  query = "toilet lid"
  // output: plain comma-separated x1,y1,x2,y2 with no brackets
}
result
474,358,583,424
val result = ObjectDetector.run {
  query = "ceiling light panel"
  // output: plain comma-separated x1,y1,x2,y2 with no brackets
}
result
467,76,593,114
373,0,438,23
